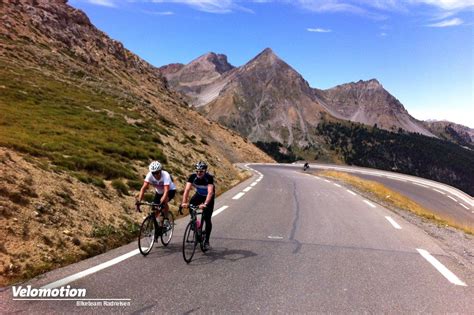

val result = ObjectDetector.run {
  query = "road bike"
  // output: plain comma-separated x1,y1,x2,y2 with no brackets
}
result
179,204,208,263
136,201,175,256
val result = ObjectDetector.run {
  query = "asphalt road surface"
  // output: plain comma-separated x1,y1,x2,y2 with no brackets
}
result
2,164,473,313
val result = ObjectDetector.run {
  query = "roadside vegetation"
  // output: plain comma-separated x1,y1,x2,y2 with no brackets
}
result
315,120,474,196
317,170,473,235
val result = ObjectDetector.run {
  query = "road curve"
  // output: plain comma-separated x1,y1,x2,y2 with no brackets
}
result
2,164,473,313
269,162,474,228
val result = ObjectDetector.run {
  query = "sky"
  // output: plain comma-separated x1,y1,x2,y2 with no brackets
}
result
68,0,474,127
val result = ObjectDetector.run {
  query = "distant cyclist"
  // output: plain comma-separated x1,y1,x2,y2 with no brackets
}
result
303,162,309,171
181,161,215,250
136,161,176,222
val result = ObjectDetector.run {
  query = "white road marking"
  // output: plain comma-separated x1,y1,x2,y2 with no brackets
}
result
232,192,245,200
385,216,402,229
333,183,342,187
447,195,457,202
459,203,469,210
243,186,252,192
212,205,229,217
363,200,376,208
256,179,261,182
42,249,141,289
416,249,467,286
412,182,429,188
324,179,331,183
432,188,446,195
250,182,258,187
346,189,357,196
267,236,283,239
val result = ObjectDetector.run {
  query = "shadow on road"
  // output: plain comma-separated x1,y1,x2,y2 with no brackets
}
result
190,247,258,265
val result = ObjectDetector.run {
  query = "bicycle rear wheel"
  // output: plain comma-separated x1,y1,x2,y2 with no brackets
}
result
182,221,197,263
161,212,175,246
138,216,156,256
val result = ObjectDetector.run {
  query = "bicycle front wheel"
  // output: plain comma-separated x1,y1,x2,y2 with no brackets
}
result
138,216,156,256
182,221,197,263
161,212,175,246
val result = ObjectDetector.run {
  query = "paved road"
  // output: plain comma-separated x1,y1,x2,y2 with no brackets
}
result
279,162,474,228
2,165,473,313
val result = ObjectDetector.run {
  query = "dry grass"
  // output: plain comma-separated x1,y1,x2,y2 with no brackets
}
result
317,170,473,235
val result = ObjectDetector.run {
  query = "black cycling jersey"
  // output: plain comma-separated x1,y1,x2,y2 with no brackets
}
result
187,173,215,197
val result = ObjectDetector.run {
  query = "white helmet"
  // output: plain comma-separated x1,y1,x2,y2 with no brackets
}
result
149,161,162,172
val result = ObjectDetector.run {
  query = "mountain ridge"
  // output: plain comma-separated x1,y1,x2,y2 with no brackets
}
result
161,49,436,146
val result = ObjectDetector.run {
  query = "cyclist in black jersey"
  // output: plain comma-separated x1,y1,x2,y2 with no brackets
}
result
181,161,215,250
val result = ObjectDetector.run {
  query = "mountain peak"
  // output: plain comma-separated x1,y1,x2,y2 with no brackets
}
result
189,52,234,74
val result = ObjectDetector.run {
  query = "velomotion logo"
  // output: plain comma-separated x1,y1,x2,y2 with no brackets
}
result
12,285,86,298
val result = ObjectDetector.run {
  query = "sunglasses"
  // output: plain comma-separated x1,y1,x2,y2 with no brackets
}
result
152,171,161,175
196,170,205,173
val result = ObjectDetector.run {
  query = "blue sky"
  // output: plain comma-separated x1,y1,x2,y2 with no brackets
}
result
69,0,473,127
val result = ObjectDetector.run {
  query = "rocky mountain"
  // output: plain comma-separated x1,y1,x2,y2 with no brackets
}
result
0,0,273,285
422,120,473,148
159,52,235,106
314,80,434,136
161,49,435,149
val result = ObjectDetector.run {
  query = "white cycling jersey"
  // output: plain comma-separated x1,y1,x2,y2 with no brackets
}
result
144,170,176,194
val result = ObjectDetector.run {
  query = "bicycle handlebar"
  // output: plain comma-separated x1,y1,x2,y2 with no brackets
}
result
135,201,163,213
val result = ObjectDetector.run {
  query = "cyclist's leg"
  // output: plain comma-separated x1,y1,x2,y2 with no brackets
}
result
153,193,163,219
162,190,175,218
203,198,214,244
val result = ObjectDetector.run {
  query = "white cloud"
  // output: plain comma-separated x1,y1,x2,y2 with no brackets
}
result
307,27,332,32
87,0,116,7
426,17,464,26
150,0,253,13
143,10,175,15
380,32,388,36
410,0,474,11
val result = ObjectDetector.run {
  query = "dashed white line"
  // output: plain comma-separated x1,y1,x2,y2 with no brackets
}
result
363,200,376,208
346,189,357,196
333,183,342,188
256,179,261,182
324,179,331,183
267,235,283,239
250,182,258,187
385,216,402,229
459,203,469,210
212,205,229,217
243,186,252,192
412,182,429,188
416,249,467,286
432,188,446,195
447,195,458,202
232,192,245,200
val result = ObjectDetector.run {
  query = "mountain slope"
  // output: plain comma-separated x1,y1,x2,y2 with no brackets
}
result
314,80,434,136
422,120,473,148
0,0,273,285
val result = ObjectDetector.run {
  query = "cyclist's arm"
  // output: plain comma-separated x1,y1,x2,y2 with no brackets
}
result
181,182,192,206
203,184,214,206
137,181,150,202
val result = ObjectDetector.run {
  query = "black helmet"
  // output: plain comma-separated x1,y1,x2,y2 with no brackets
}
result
195,161,208,171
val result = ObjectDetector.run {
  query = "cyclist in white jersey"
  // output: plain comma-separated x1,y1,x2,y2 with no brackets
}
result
136,161,176,221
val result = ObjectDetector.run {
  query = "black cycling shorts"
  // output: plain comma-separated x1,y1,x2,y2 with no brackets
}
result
153,190,176,204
